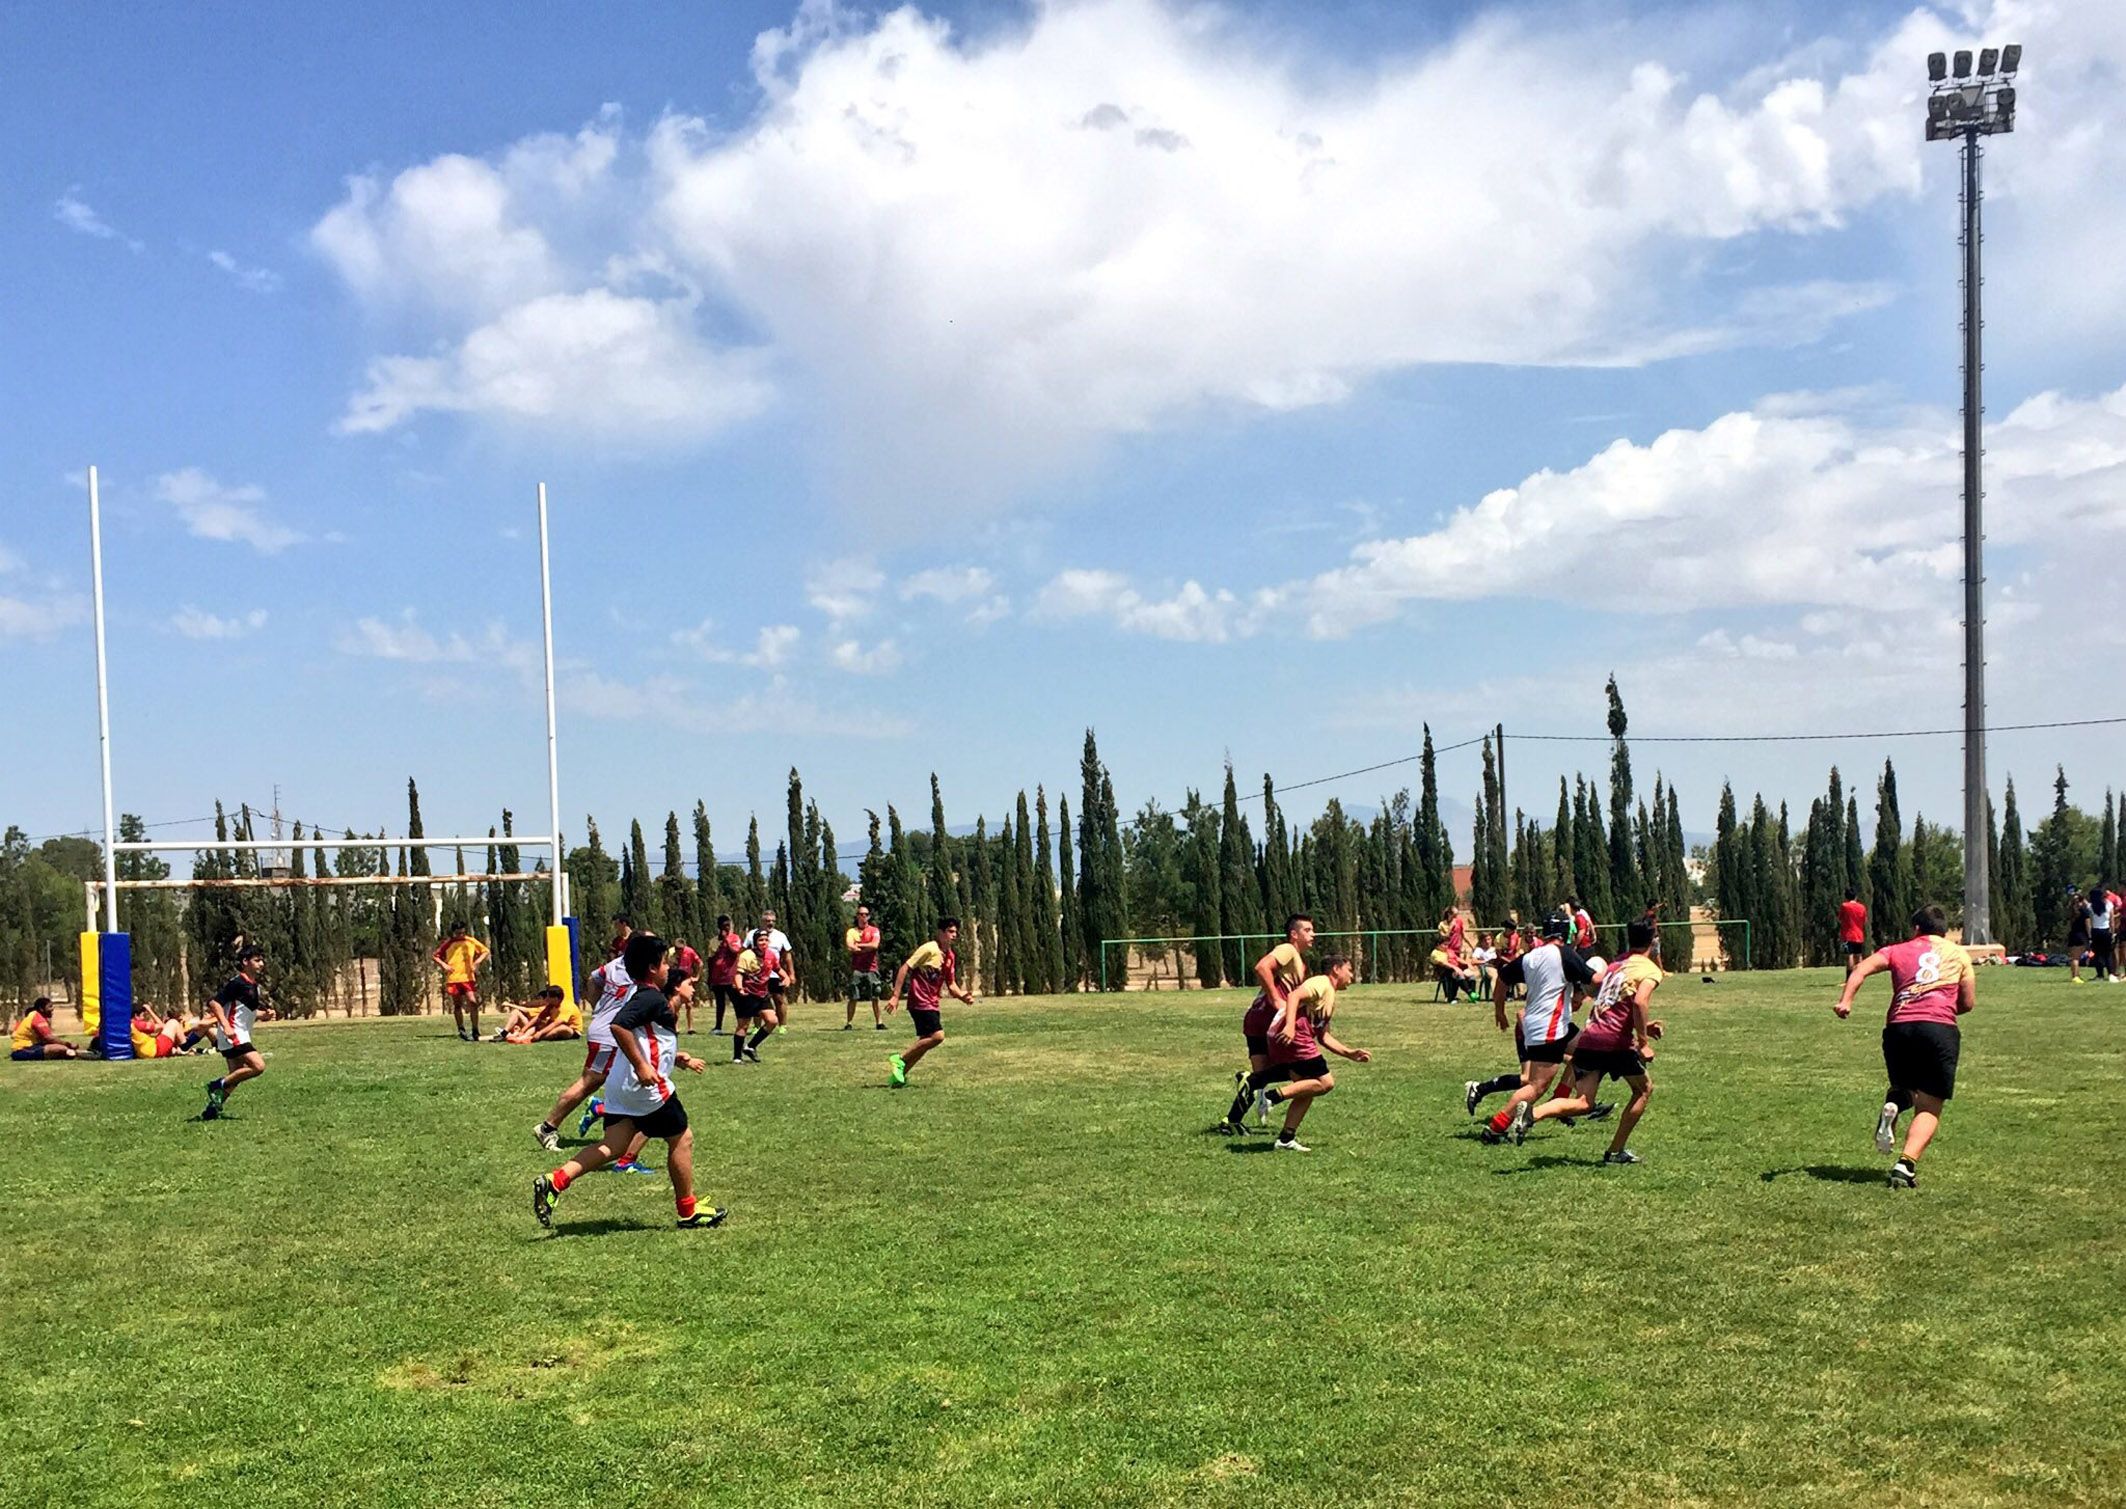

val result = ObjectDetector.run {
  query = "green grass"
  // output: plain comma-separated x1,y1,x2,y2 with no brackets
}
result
5,968,2123,1507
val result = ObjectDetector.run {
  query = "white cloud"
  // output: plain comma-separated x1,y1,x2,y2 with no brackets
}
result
0,543,86,641
829,637,902,674
54,189,142,251
1056,380,2126,642
805,558,885,622
900,565,995,603
170,606,268,640
153,469,303,553
1034,567,1262,643
335,609,540,680
207,251,283,294
670,620,801,668
334,287,771,440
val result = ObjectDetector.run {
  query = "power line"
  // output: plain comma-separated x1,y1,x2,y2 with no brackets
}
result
1507,714,2126,745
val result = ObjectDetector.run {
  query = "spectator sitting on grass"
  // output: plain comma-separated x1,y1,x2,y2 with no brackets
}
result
495,987,582,1043
11,998,85,1061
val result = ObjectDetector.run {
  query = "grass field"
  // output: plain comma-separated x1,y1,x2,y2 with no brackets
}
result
5,967,2123,1507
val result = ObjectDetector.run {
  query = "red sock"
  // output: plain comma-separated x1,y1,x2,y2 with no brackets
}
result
677,1194,697,1220
550,1168,572,1192
1488,1109,1512,1133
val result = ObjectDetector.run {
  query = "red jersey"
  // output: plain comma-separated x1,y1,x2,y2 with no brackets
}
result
847,925,881,973
1573,910,1595,951
905,941,955,1010
707,929,742,987
1883,935,1971,1027
740,945,780,998
674,944,703,978
1838,899,1868,945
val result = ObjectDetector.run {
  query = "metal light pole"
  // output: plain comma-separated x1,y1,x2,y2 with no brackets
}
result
1926,44,2020,946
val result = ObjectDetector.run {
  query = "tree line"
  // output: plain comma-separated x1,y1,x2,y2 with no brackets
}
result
5,681,2121,1011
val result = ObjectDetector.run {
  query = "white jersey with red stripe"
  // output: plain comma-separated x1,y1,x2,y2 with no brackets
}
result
1513,941,1598,1046
585,959,634,1047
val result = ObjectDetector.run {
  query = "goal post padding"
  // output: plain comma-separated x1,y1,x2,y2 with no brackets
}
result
79,931,135,1059
546,917,582,1006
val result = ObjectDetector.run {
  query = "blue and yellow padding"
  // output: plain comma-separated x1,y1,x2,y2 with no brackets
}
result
79,931,135,1060
545,917,583,1006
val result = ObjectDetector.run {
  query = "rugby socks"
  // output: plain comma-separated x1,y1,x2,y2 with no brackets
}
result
1476,1073,1521,1099
677,1194,698,1220
1263,1087,1286,1107
1487,1108,1513,1134
548,1168,573,1193
746,1025,773,1051
732,1034,746,1062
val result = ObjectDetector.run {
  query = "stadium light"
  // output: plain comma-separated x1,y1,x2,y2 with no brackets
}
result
1928,51,1947,82
1924,45,2022,947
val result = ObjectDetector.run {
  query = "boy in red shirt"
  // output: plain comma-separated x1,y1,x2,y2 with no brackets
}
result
705,914,743,1034
886,917,974,1087
1837,888,1869,977
845,904,885,1030
1834,903,1975,1188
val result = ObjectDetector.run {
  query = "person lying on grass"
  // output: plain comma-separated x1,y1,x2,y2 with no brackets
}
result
534,943,726,1232
10,998,84,1061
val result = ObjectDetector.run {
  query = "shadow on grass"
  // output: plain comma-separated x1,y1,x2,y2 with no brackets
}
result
1492,1155,1586,1175
1225,1141,1284,1154
546,1217,664,1238
1758,1164,1884,1185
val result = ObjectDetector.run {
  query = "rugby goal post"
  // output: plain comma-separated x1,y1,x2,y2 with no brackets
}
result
77,471,581,1057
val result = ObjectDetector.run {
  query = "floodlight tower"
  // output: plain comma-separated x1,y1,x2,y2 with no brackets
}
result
1925,42,2020,946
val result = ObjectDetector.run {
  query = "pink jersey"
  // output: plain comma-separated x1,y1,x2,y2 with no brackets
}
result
1883,935,1970,1027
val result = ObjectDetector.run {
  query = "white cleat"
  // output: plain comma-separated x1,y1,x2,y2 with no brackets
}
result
1874,1101,1900,1155
1253,1090,1270,1125
1273,1136,1311,1153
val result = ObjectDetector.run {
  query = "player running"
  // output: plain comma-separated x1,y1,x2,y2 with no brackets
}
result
845,904,885,1030
1473,912,1600,1140
885,916,973,1087
1833,903,1976,1189
530,949,633,1151
757,909,797,1023
533,937,726,1232
1220,914,1314,1132
201,944,269,1120
1518,918,1664,1162
432,921,491,1042
729,929,782,1063
1252,955,1368,1152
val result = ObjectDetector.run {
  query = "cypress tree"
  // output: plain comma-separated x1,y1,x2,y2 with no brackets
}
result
1012,791,1039,990
1713,782,1742,967
1057,795,1083,991
2031,766,2077,945
1180,792,1222,988
1844,795,1865,902
1415,727,1451,922
744,817,766,923
1605,675,1638,916
1660,781,1691,967
660,811,693,947
997,814,1025,993
1218,767,1260,981
1262,773,1296,929
1079,733,1114,987
623,820,656,934
928,774,955,924
1998,777,2031,951
1032,787,1063,995
405,780,436,1010
1868,760,1913,941
970,816,999,994
1552,778,1575,906
858,810,889,929
883,806,930,969
816,814,844,996
1097,766,1128,984
692,802,722,937
2100,792,2119,890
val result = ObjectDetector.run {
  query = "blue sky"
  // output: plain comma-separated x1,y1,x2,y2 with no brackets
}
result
5,0,2123,861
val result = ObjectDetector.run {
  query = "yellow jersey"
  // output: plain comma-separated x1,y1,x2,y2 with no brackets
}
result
13,1011,51,1052
433,935,489,985
1263,942,1306,991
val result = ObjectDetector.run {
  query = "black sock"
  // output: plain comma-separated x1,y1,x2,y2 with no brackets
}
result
747,1026,771,1050
1477,1073,1521,1098
1225,1085,1252,1123
1265,1087,1284,1107
1277,1128,1293,1142
732,1035,746,1060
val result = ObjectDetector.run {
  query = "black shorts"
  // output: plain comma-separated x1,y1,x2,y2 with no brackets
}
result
221,1042,257,1065
11,1046,47,1061
733,994,770,1020
1882,1021,1959,1101
613,1094,689,1140
1272,1054,1329,1079
1845,940,1866,957
2094,930,2117,962
1244,1033,1270,1056
908,1006,943,1038
2068,929,2090,948
1574,1046,1647,1081
767,979,788,1001
1523,1026,1578,1065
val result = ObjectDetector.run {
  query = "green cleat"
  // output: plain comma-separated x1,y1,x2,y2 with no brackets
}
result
532,1174,561,1230
888,1054,908,1088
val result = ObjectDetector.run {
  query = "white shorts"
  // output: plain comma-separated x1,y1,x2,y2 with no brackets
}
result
581,1042,617,1076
